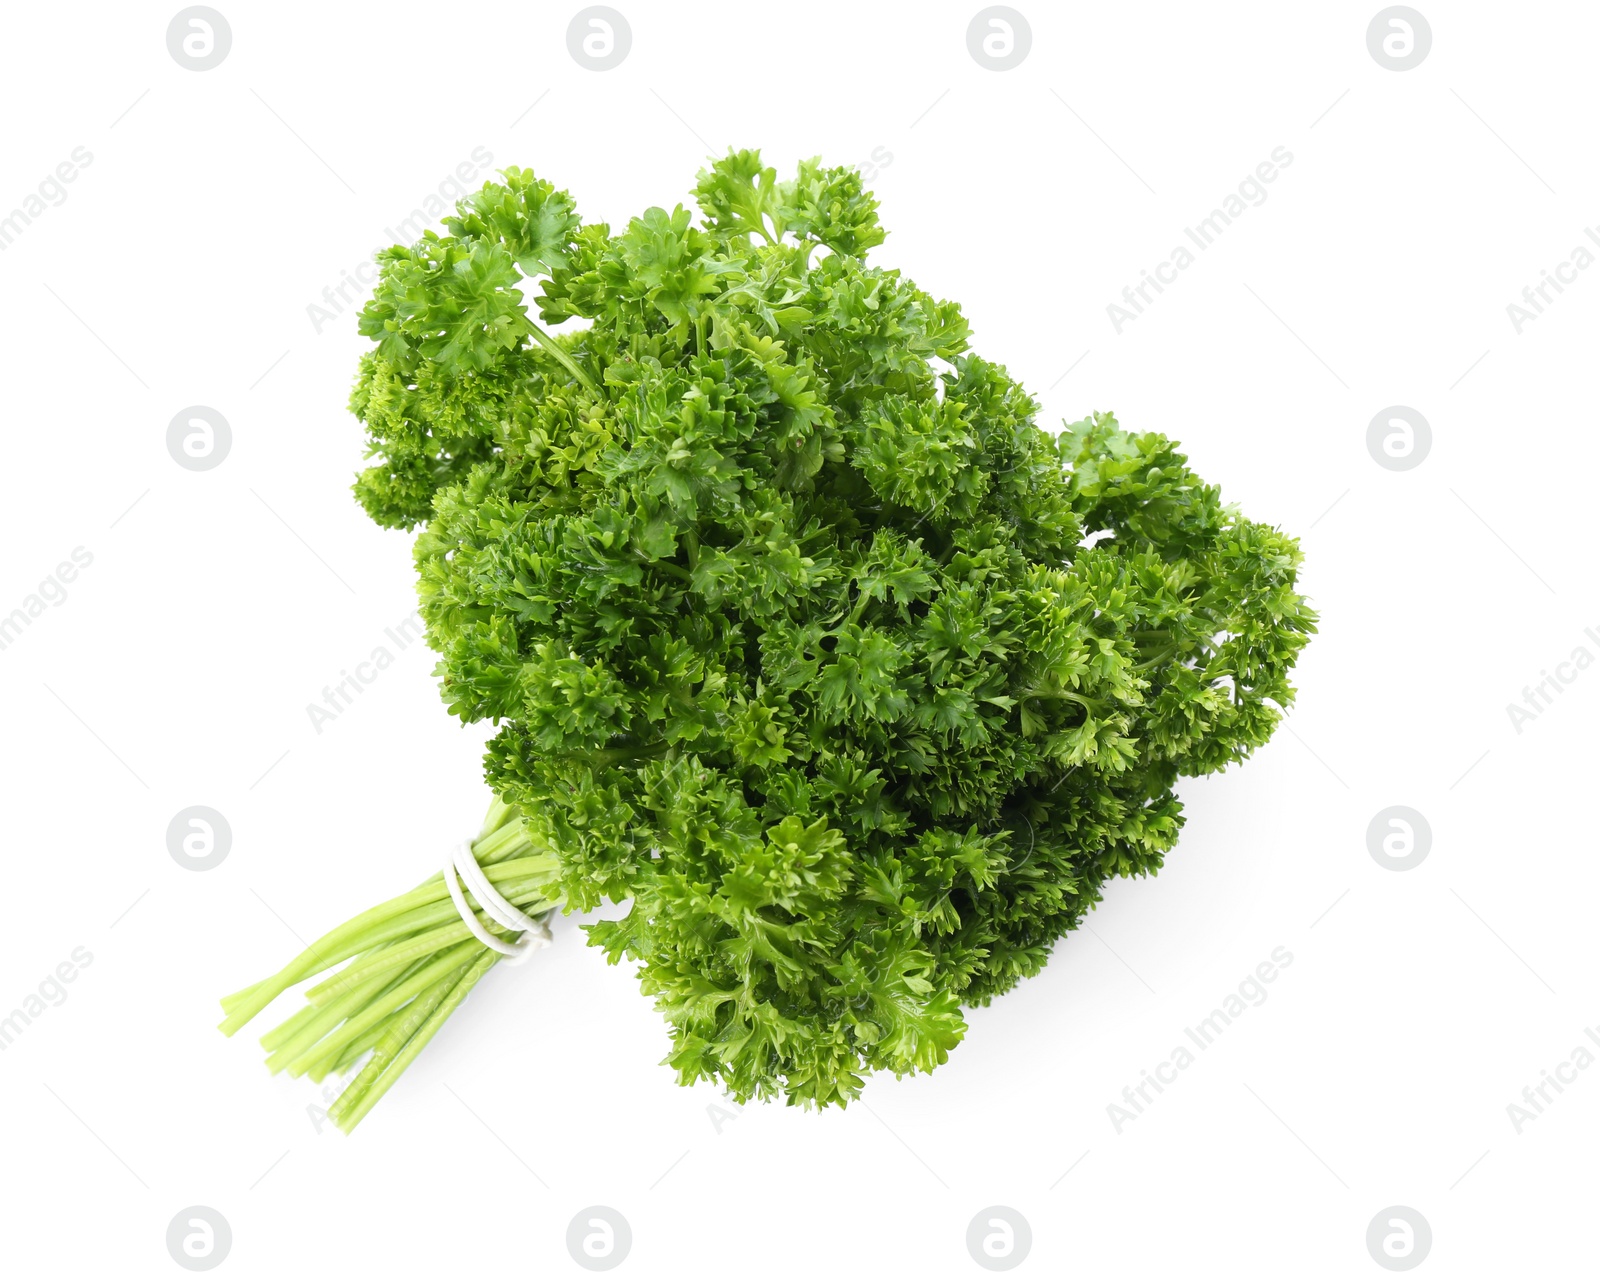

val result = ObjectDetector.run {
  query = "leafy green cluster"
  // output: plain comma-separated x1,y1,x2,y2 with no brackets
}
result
349,151,1316,1106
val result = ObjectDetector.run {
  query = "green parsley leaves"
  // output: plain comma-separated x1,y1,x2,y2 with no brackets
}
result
345,149,1317,1108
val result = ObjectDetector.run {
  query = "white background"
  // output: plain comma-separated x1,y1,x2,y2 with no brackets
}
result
1,1,1594,1274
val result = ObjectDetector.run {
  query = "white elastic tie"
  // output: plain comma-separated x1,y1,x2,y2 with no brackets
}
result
444,838,552,966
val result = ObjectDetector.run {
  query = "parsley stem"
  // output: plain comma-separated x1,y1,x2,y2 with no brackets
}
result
526,320,599,394
1134,645,1178,670
278,941,480,1078
847,588,874,626
264,963,423,1074
587,740,671,766
304,882,551,1001
220,799,572,1128
1023,689,1103,712
651,558,693,583
336,949,500,1133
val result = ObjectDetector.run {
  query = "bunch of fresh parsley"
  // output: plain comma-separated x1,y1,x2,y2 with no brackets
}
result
222,150,1315,1126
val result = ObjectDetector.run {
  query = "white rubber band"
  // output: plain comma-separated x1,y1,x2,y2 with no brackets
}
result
443,839,552,967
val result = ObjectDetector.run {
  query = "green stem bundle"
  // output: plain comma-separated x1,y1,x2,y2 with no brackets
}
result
219,797,561,1132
